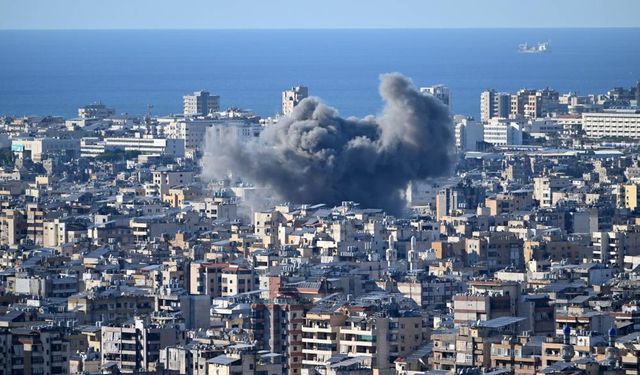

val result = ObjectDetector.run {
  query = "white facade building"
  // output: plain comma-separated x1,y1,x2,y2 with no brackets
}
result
80,136,185,158
533,176,571,207
523,118,562,137
582,111,640,138
11,138,80,162
153,169,195,195
555,114,583,136
79,138,105,158
483,118,523,146
204,120,263,147
183,90,220,116
480,89,510,123
421,84,451,109
160,118,214,152
282,86,308,116
454,117,484,151
160,118,262,153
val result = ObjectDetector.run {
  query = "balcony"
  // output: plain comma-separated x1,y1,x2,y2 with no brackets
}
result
302,347,333,355
341,328,373,336
433,344,456,353
435,357,456,366
301,337,334,345
301,325,333,333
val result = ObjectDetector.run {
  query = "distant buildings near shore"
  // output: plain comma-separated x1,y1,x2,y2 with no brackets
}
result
1,79,640,375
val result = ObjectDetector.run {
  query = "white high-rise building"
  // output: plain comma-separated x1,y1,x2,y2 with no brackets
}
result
480,89,511,123
160,118,214,151
483,118,523,146
582,111,640,138
183,90,220,117
282,86,308,116
159,117,262,153
454,117,484,151
420,84,451,109
78,103,115,119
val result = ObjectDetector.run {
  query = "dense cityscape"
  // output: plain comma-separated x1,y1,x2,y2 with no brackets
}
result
0,75,639,375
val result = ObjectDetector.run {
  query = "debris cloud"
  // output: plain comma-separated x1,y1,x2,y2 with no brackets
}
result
203,73,454,213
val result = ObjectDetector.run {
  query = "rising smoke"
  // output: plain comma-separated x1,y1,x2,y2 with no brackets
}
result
203,73,454,214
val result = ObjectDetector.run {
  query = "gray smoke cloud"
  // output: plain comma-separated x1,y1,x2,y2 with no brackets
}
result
204,73,454,213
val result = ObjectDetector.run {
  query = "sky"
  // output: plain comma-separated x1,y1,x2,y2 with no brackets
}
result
1,0,639,30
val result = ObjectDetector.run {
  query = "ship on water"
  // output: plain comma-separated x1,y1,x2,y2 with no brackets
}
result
518,41,549,53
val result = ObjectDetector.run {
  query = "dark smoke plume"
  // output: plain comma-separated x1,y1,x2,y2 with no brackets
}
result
204,73,454,213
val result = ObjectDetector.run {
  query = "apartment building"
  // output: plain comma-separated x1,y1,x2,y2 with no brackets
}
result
159,344,221,375
338,309,427,375
183,90,220,117
207,344,283,375
465,232,524,271
455,117,484,151
101,318,184,373
395,275,461,309
420,84,451,109
67,287,154,324
0,208,26,246
252,296,308,375
533,175,572,208
480,89,510,123
430,329,457,371
151,169,195,196
510,88,561,119
483,118,523,146
301,307,348,373
582,111,640,138
489,334,542,375
453,280,520,325
26,203,45,245
0,325,70,375
78,102,115,119
189,262,256,298
282,86,309,116
593,225,640,269
80,136,185,158
11,137,80,162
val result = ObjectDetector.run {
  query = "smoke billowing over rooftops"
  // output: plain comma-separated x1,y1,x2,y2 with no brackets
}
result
203,73,454,214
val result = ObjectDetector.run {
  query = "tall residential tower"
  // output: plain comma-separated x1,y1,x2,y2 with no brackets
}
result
282,86,308,116
183,90,220,117
480,89,510,123
421,84,452,109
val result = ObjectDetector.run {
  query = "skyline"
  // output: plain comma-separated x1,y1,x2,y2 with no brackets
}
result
3,2,640,375
1,0,640,30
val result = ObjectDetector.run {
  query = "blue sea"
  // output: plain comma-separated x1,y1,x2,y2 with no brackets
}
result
0,29,639,119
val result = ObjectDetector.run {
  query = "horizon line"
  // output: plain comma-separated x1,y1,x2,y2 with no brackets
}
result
1,26,640,32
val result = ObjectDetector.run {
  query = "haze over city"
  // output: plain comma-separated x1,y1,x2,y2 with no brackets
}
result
2,0,640,29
